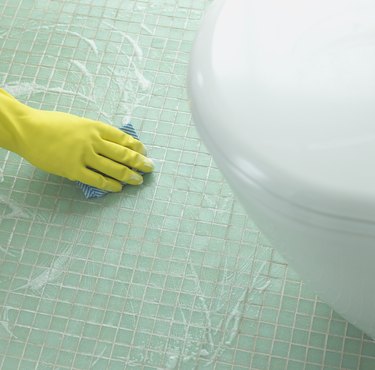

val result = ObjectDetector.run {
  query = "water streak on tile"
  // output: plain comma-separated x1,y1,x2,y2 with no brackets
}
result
12,246,73,293
90,345,107,368
131,61,152,91
0,196,33,257
71,59,94,94
141,23,154,35
0,196,31,221
224,287,250,345
5,23,99,56
3,82,95,103
206,261,271,364
104,22,144,62
0,306,18,339
188,262,215,352
56,29,99,55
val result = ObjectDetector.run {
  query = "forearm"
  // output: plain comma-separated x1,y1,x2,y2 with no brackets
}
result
0,89,25,152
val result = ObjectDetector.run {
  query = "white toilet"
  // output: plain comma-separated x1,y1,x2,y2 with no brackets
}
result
189,0,375,338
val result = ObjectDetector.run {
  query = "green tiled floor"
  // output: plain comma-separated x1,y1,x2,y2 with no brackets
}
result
0,0,375,369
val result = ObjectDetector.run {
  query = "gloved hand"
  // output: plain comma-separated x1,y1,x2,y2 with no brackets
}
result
0,88,154,192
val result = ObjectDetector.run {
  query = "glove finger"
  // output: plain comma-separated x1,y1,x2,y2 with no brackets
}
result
87,155,144,185
79,168,123,192
98,124,147,155
97,140,154,173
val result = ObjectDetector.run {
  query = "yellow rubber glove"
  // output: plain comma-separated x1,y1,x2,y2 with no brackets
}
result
0,89,154,192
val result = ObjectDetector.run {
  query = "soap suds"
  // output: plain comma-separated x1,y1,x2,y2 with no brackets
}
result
199,349,209,357
164,352,180,369
106,65,151,118
175,258,271,366
214,255,253,316
3,19,152,128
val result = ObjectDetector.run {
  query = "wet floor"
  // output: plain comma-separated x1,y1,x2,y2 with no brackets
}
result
1,1,375,369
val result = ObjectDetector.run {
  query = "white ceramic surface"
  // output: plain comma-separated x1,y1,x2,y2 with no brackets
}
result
189,0,375,338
